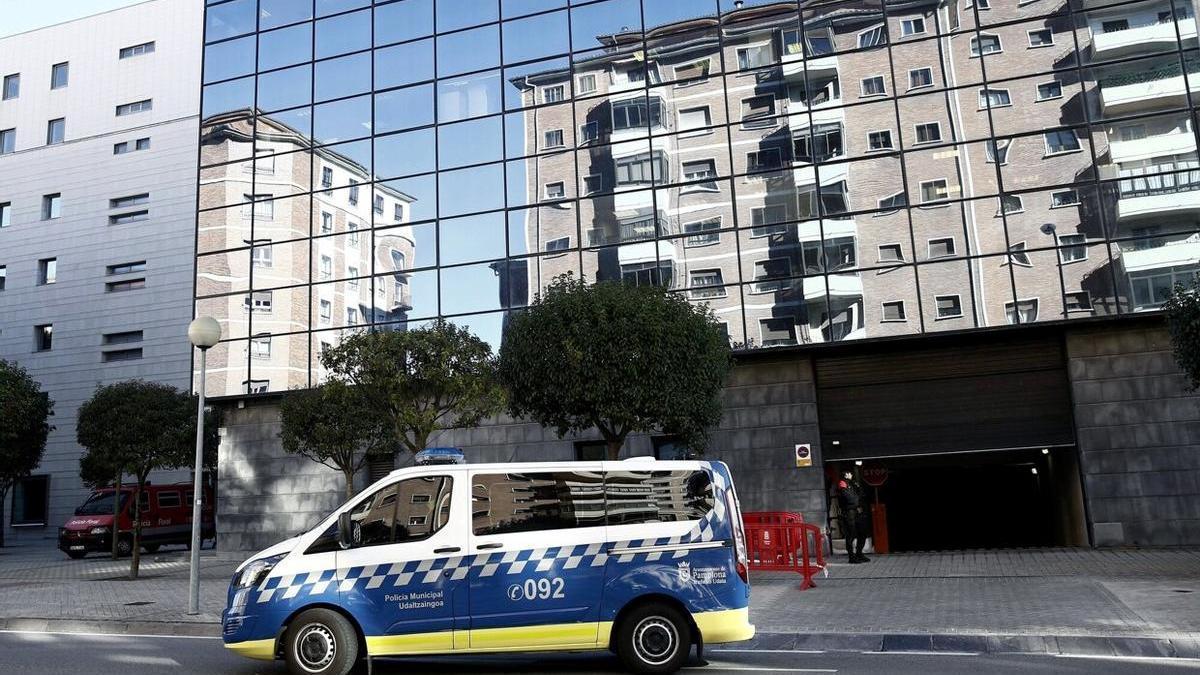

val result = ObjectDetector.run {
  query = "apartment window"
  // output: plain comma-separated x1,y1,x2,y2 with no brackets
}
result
1036,81,1063,101
320,211,333,234
970,34,1002,56
1102,19,1130,33
394,203,404,222
110,210,149,225
935,295,962,319
750,205,788,237
42,194,61,220
621,260,673,288
793,123,844,163
979,88,1011,108
0,128,14,154
858,24,887,48
544,236,570,253
741,95,776,128
985,139,1011,164
882,301,907,321
347,266,360,289
688,269,726,299
319,255,332,281
0,265,6,290
920,179,949,203
347,308,359,325
243,194,274,220
106,278,145,292
45,118,65,145
747,148,783,173
319,299,332,323
678,106,711,134
612,97,663,130
684,217,721,247
373,195,384,215
874,191,906,213
674,59,710,84
51,62,69,89
347,222,360,245
1005,299,1039,324
119,41,155,59
245,380,270,394
915,122,942,144
110,193,149,208
114,137,150,154
615,151,667,185
544,181,566,200
682,159,718,190
102,330,143,345
900,18,925,36
245,291,273,312
583,174,603,194
1045,129,1080,154
878,243,904,262
106,261,146,275
35,324,53,351
1059,234,1088,262
760,318,797,347
737,43,774,70
542,85,565,103
1065,291,1093,312
867,130,894,152
543,129,564,148
2,73,17,100
579,121,599,142
1051,189,1079,208
624,66,646,84
861,75,886,96
1008,242,1032,266
11,475,49,525
321,166,334,189
1028,29,1054,47
998,194,1024,215
116,99,152,116
577,73,596,94
752,258,792,294
908,68,933,89
928,237,956,258
136,137,151,151
0,202,9,227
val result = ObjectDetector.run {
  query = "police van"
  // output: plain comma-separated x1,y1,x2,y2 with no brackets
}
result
223,459,753,674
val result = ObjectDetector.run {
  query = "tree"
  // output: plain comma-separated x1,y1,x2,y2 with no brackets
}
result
0,360,54,548
76,381,220,578
279,381,392,500
1165,275,1200,390
318,322,505,460
499,275,733,459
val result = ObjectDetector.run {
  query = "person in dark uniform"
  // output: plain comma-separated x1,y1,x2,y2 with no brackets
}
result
835,470,870,564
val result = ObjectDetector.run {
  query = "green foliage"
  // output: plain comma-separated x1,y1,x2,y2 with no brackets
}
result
319,322,505,457
76,380,220,576
1165,275,1200,390
279,381,392,499
499,275,733,459
0,360,54,547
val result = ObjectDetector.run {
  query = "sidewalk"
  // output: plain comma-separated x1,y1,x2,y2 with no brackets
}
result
0,545,1198,657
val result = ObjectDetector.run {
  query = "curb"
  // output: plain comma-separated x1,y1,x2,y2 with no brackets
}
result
0,617,221,638
728,631,1200,659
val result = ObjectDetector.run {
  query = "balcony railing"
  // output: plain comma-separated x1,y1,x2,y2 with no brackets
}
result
1119,166,1200,198
587,217,676,247
1100,57,1200,88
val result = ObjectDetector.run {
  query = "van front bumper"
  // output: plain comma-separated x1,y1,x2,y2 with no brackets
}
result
694,607,755,644
57,529,108,554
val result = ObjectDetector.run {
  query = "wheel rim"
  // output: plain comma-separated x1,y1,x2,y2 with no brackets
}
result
632,615,679,666
294,624,336,673
117,540,131,555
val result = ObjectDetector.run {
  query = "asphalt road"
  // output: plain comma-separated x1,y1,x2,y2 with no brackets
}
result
2,631,1198,674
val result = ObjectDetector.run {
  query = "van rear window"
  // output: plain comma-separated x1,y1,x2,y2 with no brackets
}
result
472,470,714,536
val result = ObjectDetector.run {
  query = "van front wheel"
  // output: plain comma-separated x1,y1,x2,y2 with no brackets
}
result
616,603,691,674
285,608,359,675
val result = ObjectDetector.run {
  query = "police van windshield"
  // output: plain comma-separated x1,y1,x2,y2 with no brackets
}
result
76,491,129,515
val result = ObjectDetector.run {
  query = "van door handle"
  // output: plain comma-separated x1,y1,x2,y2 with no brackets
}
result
476,543,503,550
434,547,460,554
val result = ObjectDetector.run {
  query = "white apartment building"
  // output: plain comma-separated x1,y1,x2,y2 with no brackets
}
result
0,0,202,544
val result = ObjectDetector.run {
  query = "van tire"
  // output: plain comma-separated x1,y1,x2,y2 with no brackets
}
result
284,608,359,675
615,602,691,674
116,536,133,558
142,544,160,554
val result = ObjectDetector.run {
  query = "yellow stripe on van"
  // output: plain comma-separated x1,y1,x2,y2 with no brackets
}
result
224,638,276,660
366,630,454,654
693,607,755,644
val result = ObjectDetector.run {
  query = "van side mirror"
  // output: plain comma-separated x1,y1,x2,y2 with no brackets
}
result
337,512,353,550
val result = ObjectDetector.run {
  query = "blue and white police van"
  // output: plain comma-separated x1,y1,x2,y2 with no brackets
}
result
223,458,754,674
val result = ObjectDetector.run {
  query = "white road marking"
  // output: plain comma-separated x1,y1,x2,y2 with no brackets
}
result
1055,654,1200,665
711,649,825,654
861,651,980,657
0,629,220,641
697,663,836,673
105,654,181,666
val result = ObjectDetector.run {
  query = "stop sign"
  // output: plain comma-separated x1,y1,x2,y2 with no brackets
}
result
861,466,888,487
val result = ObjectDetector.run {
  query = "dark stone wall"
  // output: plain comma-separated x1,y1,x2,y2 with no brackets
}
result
1066,321,1200,546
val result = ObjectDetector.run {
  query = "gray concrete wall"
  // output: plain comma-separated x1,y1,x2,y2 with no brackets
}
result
1067,321,1200,547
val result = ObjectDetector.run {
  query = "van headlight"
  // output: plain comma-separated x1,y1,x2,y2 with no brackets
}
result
237,558,276,589
90,527,109,535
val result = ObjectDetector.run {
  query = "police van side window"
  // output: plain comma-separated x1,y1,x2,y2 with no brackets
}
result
472,472,605,536
305,475,453,554
605,470,714,525
157,491,181,509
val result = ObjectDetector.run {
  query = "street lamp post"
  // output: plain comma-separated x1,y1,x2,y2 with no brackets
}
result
187,317,221,616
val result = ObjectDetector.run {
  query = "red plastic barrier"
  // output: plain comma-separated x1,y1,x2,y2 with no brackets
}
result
743,511,826,590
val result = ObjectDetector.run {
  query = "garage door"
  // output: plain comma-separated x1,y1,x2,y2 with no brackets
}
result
816,333,1075,461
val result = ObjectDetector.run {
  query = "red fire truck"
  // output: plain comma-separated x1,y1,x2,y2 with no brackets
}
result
57,482,214,558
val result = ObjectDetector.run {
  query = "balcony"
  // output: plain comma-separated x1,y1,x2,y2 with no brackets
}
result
1116,165,1200,220
1122,232,1200,272
1109,128,1196,163
1092,13,1197,59
1099,58,1200,115
587,216,675,247
781,45,838,80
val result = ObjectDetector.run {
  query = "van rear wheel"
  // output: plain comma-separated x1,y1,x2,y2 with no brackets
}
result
616,602,691,674
285,608,359,675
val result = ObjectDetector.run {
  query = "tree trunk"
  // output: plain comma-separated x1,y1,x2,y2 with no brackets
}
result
0,486,7,548
343,468,355,501
112,474,122,560
606,438,623,460
130,481,142,580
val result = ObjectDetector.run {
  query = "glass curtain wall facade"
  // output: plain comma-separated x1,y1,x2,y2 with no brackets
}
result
198,0,1200,397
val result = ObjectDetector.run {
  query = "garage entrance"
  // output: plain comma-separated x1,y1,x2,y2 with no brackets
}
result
816,332,1089,551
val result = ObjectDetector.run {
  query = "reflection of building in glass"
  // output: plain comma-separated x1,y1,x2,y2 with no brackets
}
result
196,111,415,396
